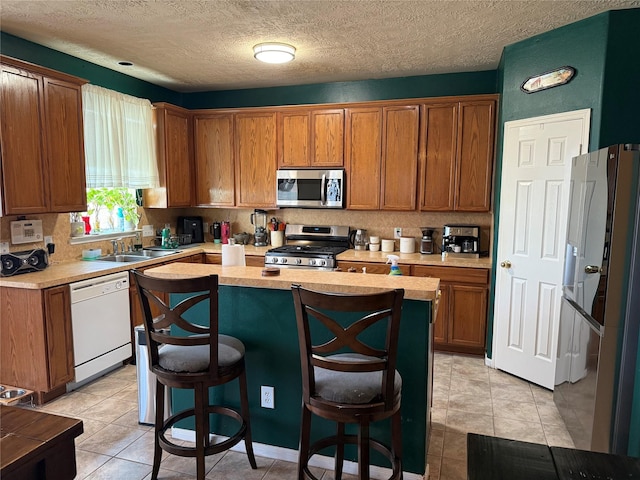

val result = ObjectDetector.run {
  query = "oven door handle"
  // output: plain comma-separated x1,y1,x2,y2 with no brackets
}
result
320,174,327,205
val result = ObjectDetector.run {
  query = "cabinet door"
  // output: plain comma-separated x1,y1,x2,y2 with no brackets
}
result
0,63,48,214
235,111,277,208
146,104,193,208
278,110,310,167
433,285,449,346
420,103,457,211
194,113,235,206
43,77,87,212
345,107,382,209
43,285,75,388
311,109,344,167
448,284,487,353
337,261,411,276
381,105,419,210
204,253,222,264
455,101,494,211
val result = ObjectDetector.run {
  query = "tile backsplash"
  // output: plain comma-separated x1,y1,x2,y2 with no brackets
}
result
0,207,493,263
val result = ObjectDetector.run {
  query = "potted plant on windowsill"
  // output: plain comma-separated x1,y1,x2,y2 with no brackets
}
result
112,188,140,231
86,188,140,232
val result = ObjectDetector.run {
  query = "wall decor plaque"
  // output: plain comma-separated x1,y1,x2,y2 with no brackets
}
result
521,66,575,93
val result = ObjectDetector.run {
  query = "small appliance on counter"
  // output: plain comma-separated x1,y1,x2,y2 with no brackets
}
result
1,249,49,276
420,227,436,254
442,225,480,258
177,216,204,244
250,209,269,247
352,229,368,250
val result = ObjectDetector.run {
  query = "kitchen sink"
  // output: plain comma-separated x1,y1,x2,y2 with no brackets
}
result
92,249,182,263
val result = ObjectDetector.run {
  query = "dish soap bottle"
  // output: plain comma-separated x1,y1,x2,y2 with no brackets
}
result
387,254,402,275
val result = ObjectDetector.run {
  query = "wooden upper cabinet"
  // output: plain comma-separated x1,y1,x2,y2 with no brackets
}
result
144,103,193,208
420,103,457,211
381,105,419,210
345,107,382,210
193,112,235,206
0,56,87,215
420,99,495,212
455,101,495,211
235,111,277,208
278,108,344,167
44,77,87,213
311,109,344,167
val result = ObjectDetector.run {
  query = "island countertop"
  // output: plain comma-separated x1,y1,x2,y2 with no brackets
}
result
144,263,439,301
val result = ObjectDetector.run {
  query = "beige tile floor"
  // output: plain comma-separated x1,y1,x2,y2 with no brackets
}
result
30,352,573,479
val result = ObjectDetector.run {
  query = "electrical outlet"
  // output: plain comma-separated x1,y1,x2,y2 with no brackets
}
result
44,235,53,245
203,222,209,233
142,225,154,237
394,227,402,239
261,385,275,409
0,242,9,254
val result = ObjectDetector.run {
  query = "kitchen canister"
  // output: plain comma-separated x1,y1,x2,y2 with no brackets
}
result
369,235,380,252
270,230,284,248
381,239,395,252
399,236,415,254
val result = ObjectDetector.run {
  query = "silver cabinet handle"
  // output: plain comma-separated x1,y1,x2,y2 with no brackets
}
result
584,265,601,274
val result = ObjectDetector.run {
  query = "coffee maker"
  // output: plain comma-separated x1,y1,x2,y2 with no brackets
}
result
420,227,436,254
250,209,268,247
442,225,480,258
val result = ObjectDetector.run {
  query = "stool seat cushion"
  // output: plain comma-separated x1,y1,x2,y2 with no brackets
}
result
314,353,402,404
159,334,245,373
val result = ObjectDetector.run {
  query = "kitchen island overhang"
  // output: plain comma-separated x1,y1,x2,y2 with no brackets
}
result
142,263,439,478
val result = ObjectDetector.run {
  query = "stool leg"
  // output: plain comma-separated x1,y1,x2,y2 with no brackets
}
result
391,409,403,479
335,422,345,480
239,369,257,469
151,380,164,480
298,403,312,480
194,383,206,480
358,422,370,480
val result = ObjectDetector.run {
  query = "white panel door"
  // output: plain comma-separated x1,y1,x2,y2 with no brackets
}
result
494,109,590,389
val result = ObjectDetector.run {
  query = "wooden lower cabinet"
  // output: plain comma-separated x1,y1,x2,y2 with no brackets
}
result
0,285,74,404
336,260,411,276
412,265,488,355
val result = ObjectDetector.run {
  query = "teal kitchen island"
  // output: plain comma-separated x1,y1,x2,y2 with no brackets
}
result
143,263,439,478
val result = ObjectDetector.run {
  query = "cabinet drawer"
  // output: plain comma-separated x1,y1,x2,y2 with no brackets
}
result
338,261,411,276
411,265,488,284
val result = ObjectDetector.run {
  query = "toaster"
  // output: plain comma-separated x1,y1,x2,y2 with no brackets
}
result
1,249,49,277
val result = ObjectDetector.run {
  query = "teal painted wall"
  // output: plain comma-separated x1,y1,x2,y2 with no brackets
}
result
600,9,640,145
182,70,497,109
0,32,182,104
171,286,432,475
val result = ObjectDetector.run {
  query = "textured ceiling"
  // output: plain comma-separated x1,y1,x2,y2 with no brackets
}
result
1,0,639,93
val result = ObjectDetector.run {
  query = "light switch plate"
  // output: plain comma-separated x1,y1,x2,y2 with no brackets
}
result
142,225,154,237
0,242,9,254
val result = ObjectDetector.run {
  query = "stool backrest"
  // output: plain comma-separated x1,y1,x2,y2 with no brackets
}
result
131,270,219,375
291,285,404,410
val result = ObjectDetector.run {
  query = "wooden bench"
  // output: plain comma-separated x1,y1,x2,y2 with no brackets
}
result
0,405,83,480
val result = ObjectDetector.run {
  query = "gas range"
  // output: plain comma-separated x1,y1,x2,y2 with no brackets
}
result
264,225,350,270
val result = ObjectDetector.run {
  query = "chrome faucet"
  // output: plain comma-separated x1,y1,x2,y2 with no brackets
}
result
111,239,119,255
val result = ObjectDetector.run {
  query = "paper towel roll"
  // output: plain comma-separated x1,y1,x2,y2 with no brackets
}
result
222,244,246,266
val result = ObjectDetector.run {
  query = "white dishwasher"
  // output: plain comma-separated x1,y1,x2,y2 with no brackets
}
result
69,271,132,388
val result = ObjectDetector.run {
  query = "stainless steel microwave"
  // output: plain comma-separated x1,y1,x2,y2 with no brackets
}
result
276,169,345,208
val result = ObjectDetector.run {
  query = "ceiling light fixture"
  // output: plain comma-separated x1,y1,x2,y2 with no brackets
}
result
253,43,296,64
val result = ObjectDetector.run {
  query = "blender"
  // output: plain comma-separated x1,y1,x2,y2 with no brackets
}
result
250,209,268,246
420,227,436,254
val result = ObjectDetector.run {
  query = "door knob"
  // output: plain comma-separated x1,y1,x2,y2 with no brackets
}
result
584,265,601,274
500,260,512,269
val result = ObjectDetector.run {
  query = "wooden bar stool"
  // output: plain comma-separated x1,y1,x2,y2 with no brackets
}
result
132,271,257,480
291,285,405,480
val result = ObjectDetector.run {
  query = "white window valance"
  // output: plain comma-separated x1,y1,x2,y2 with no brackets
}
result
82,84,159,188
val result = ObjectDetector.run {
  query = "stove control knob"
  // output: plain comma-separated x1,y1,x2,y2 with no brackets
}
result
295,258,302,265
308,259,315,266
269,257,278,264
319,259,326,266
279,257,288,264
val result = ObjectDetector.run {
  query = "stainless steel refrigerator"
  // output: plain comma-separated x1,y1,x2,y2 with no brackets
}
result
554,144,640,455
